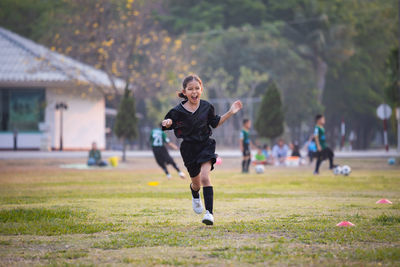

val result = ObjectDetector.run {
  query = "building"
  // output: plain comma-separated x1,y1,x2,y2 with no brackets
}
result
0,27,123,150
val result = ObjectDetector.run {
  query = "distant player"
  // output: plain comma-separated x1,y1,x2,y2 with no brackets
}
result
150,125,185,179
314,114,337,174
162,74,242,225
240,119,253,173
254,146,267,165
304,135,317,164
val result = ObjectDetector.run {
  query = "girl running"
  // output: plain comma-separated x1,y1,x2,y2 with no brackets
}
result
162,74,242,225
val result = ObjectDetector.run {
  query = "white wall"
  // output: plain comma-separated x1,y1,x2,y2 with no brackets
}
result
0,133,42,149
0,134,13,149
46,86,105,150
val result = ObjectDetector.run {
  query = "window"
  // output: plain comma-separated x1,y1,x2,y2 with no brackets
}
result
0,88,45,132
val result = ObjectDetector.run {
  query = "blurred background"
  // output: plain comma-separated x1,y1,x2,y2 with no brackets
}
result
0,0,398,152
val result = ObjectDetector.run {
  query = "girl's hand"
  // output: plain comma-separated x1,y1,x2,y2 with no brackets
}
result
162,119,173,128
230,100,243,114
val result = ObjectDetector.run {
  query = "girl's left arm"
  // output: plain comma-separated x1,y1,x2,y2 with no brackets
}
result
217,100,242,128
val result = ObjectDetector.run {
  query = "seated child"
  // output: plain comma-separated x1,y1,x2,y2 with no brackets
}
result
87,142,107,167
254,147,267,165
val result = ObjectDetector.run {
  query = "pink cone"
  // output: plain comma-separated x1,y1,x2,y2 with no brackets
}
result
376,199,393,204
336,221,355,227
216,157,222,165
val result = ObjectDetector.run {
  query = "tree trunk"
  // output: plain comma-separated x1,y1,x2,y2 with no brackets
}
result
122,138,126,162
315,57,328,103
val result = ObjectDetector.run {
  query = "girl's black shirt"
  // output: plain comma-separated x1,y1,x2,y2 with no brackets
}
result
163,100,221,143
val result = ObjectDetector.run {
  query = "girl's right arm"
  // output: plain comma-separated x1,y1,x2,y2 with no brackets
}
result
162,119,173,128
217,100,242,128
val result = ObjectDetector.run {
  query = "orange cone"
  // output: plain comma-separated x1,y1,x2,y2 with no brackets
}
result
336,221,355,227
376,199,393,204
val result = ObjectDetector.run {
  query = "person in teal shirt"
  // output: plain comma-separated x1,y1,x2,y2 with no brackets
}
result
240,118,254,173
87,142,107,167
150,125,185,179
314,114,337,174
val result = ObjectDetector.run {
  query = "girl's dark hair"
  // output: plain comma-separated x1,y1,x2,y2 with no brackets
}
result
178,74,203,99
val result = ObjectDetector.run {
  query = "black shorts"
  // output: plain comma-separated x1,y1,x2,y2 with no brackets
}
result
243,144,250,157
180,138,217,178
315,147,334,160
152,146,174,166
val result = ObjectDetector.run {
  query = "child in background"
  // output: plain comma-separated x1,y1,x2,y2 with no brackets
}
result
290,141,301,157
314,114,337,174
150,124,185,179
240,119,254,173
87,142,107,167
307,137,317,164
254,147,267,165
162,74,242,225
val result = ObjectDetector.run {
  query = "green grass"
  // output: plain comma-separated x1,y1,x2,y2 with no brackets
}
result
0,158,399,266
0,207,118,235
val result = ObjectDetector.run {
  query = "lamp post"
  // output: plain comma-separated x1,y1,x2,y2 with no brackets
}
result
55,102,68,151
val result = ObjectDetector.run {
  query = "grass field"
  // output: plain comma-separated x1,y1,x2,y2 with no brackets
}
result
0,157,399,266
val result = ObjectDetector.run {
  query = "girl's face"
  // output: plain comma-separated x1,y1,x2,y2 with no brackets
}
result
183,80,203,105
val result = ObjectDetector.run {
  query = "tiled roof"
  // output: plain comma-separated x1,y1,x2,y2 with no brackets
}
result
0,27,124,90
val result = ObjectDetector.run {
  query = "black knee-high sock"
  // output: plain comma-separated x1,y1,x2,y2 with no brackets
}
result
328,156,334,168
245,159,251,172
203,186,214,214
162,166,169,175
315,158,322,173
190,184,199,198
242,160,246,172
171,161,180,172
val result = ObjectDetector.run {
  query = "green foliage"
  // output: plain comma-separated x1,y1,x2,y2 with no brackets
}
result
1,0,398,148
384,48,399,139
114,88,138,141
322,0,397,148
189,23,318,136
385,48,399,107
0,0,65,41
255,81,284,139
159,0,267,35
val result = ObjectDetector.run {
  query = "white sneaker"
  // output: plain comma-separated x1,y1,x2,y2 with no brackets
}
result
192,197,203,214
178,171,186,179
202,210,214,225
166,174,172,180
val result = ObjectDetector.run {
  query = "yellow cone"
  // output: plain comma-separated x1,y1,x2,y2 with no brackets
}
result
148,181,160,186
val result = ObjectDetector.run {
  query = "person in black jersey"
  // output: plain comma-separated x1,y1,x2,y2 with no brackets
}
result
162,74,242,225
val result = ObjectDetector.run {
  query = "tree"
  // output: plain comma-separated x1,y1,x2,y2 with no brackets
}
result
322,0,397,149
0,0,64,41
255,81,284,140
114,87,138,161
383,48,399,144
44,0,192,146
184,24,318,141
158,0,267,35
